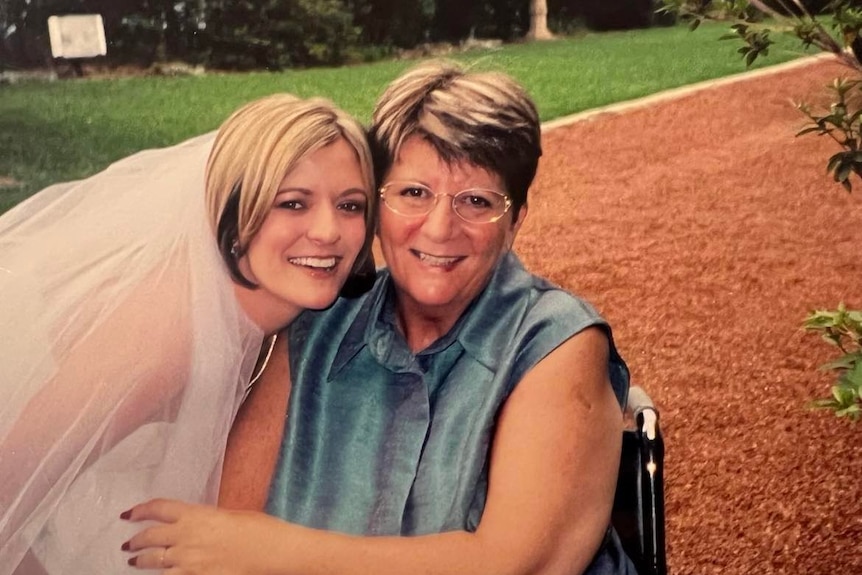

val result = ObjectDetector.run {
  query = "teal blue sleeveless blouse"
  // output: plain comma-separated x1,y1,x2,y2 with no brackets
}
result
267,252,634,573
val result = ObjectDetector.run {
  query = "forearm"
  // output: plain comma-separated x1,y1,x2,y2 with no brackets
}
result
260,524,557,575
125,502,584,575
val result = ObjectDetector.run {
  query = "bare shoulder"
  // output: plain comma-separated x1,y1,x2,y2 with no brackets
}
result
511,325,614,406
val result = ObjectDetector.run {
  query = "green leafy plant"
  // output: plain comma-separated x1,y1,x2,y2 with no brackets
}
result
797,77,862,191
803,305,862,420
660,0,862,419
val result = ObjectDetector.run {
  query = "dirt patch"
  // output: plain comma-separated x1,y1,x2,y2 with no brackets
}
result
516,58,861,574
0,176,21,188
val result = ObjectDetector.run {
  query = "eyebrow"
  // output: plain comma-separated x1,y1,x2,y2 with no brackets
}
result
275,187,369,197
384,179,431,187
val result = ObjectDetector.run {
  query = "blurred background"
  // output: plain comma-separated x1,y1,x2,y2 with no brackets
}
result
0,0,678,73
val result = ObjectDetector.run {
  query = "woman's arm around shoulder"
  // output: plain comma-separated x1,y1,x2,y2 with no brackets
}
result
123,326,624,575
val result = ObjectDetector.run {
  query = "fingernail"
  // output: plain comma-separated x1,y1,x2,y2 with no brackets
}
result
128,556,137,566
121,541,130,551
119,509,132,520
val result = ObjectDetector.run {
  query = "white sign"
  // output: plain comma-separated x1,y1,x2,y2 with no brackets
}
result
47,14,107,59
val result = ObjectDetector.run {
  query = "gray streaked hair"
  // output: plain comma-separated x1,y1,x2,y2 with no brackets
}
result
369,60,542,218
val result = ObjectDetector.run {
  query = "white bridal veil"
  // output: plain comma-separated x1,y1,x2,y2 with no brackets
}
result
0,134,263,574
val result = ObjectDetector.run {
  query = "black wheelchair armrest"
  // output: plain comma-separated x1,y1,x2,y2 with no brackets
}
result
612,385,667,575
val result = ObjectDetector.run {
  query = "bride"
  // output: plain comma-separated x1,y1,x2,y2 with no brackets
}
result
0,93,375,574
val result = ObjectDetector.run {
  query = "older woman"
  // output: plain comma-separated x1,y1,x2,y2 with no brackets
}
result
124,61,635,575
0,94,374,575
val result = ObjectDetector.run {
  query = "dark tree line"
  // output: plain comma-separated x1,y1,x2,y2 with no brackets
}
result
0,0,674,71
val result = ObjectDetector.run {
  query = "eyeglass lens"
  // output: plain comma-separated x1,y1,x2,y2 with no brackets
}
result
382,182,510,223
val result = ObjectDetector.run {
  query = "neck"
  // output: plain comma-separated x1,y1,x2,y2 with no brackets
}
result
233,284,301,336
395,296,467,353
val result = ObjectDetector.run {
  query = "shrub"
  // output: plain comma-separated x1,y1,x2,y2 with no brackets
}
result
804,305,862,420
579,0,666,31
661,0,862,420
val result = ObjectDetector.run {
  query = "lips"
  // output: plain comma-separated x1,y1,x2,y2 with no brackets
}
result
412,249,463,267
288,256,339,271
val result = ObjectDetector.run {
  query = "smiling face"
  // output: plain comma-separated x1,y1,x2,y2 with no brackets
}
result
379,136,526,330
239,137,369,322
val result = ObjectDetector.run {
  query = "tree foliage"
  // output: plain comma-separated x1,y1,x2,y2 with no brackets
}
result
579,0,671,31
201,0,360,70
0,0,680,71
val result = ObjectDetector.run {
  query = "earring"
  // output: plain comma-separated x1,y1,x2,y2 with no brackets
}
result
230,240,240,259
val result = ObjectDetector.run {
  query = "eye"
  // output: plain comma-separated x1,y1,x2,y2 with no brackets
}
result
277,199,305,211
398,185,431,199
338,199,367,214
456,191,497,210
463,194,492,208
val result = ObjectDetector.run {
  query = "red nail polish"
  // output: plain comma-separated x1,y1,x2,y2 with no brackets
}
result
128,556,137,566
121,541,130,551
119,509,132,520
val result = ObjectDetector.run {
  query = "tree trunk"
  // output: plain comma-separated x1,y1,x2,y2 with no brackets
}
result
526,0,553,40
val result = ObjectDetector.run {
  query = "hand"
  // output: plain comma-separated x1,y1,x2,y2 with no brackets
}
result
121,498,287,574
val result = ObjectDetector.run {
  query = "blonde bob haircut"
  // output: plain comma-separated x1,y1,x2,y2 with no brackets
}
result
205,93,375,288
370,60,541,219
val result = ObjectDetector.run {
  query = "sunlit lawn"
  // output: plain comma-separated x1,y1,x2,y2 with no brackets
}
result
0,21,812,213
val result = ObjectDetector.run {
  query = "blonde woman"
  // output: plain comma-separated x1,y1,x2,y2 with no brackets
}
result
0,94,375,574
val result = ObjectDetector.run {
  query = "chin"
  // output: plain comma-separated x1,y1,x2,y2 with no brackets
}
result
302,292,342,310
305,301,338,311
410,289,459,309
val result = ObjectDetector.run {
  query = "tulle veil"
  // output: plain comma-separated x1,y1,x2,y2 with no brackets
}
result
0,133,263,573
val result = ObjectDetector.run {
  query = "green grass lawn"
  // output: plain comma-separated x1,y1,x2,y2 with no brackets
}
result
0,22,813,213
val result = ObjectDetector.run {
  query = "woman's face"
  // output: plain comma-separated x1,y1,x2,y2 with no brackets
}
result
242,137,369,313
378,136,526,322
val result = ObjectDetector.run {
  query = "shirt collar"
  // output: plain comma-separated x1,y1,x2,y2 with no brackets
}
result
331,251,530,376
449,251,531,370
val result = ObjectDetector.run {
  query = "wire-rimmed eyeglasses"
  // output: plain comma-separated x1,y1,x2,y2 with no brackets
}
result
379,181,512,224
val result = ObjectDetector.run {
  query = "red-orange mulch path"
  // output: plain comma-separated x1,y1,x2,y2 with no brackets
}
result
515,58,862,574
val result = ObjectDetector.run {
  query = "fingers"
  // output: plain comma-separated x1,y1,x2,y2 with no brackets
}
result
127,545,171,570
123,523,175,553
121,498,187,523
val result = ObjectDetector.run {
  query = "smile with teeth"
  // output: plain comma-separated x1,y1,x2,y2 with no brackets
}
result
414,250,462,267
288,256,339,270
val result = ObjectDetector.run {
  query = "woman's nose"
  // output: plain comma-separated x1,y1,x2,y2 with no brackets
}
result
307,205,341,244
420,194,458,241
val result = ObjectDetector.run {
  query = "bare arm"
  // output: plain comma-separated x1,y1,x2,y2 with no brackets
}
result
126,326,623,575
0,266,192,547
219,334,291,511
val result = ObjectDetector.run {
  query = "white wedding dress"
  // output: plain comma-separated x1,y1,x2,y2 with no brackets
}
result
0,133,263,574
